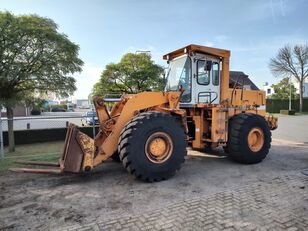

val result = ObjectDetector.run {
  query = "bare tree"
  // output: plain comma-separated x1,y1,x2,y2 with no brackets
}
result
269,44,308,112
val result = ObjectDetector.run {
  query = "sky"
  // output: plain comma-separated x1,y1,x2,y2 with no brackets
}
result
1,0,308,99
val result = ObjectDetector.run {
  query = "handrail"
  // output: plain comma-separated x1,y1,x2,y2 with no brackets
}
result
230,76,240,105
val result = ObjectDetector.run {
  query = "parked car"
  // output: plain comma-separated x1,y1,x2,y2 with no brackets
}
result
51,107,66,112
81,111,99,126
31,109,41,115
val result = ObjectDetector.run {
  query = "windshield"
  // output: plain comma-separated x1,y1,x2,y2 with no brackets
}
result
165,56,192,102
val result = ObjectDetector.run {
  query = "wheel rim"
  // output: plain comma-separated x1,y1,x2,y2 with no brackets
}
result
248,127,264,152
145,132,173,163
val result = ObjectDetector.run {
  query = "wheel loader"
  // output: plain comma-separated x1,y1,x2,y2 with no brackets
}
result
11,44,278,182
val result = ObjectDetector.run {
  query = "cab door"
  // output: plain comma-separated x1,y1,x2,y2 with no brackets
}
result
194,58,220,104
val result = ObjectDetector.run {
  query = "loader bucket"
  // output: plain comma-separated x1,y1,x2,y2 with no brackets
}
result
10,124,95,174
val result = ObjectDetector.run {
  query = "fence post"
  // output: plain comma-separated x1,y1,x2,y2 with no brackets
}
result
0,111,4,159
92,108,95,138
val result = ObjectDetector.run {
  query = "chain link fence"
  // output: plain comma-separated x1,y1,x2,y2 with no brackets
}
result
0,111,99,158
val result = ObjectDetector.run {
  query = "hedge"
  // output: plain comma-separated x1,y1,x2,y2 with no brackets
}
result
3,126,99,146
266,98,308,113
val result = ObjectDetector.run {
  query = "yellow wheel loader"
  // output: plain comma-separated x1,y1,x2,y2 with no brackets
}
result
11,44,278,182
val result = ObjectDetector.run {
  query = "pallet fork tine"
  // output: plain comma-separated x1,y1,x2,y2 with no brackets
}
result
14,161,60,167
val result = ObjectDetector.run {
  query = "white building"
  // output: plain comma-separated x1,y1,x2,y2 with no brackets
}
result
263,82,275,98
304,83,308,98
72,99,91,109
291,77,308,98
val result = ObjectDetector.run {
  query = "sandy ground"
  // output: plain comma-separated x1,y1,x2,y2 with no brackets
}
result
0,139,307,230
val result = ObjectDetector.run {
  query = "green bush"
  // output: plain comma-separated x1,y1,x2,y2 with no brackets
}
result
49,104,67,110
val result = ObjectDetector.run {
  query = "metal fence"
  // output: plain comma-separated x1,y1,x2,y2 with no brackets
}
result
0,112,99,158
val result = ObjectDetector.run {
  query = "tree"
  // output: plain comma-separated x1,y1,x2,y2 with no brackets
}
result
0,12,83,152
92,53,164,97
269,44,308,112
269,77,298,100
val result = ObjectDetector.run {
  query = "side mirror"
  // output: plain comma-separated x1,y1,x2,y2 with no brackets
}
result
204,60,212,71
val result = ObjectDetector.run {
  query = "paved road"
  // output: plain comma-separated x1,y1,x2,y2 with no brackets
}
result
0,140,307,231
0,114,307,230
272,115,308,144
64,172,308,231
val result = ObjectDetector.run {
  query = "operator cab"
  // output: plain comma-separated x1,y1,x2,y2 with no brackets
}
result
164,44,230,107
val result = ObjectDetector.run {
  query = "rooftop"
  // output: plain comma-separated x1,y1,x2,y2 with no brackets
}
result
229,71,259,90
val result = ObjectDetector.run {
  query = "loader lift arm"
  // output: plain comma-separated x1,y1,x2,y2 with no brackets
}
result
92,91,185,169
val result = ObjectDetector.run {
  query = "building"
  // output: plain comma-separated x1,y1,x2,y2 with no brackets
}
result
73,99,91,109
262,82,275,98
229,71,259,90
304,83,308,98
290,77,308,98
1,103,32,117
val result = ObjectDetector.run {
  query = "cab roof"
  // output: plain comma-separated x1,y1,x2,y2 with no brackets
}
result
163,44,230,60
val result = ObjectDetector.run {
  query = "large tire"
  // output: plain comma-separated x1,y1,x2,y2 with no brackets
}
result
227,113,271,164
118,112,187,182
223,116,234,154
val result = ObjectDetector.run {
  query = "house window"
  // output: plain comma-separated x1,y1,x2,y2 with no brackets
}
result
267,89,271,94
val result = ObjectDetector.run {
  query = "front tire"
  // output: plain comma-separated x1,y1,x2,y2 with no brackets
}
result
118,112,187,182
227,113,271,164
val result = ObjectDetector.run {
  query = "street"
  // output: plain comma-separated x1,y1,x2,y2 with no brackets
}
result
272,114,308,143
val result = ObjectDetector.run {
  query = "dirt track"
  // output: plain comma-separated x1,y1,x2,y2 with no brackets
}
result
0,140,307,230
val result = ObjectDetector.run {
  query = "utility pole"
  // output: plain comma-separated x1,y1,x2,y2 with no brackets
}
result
289,76,292,111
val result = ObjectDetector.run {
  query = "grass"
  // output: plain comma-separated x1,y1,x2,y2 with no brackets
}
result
0,141,64,173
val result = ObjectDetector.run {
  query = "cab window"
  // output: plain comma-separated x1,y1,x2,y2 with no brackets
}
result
197,60,210,85
212,62,219,86
165,56,192,102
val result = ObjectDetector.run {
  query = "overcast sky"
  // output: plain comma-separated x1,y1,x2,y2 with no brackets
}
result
1,0,308,99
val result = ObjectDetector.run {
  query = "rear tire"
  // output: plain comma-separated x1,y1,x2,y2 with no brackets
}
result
227,113,271,164
118,112,187,182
